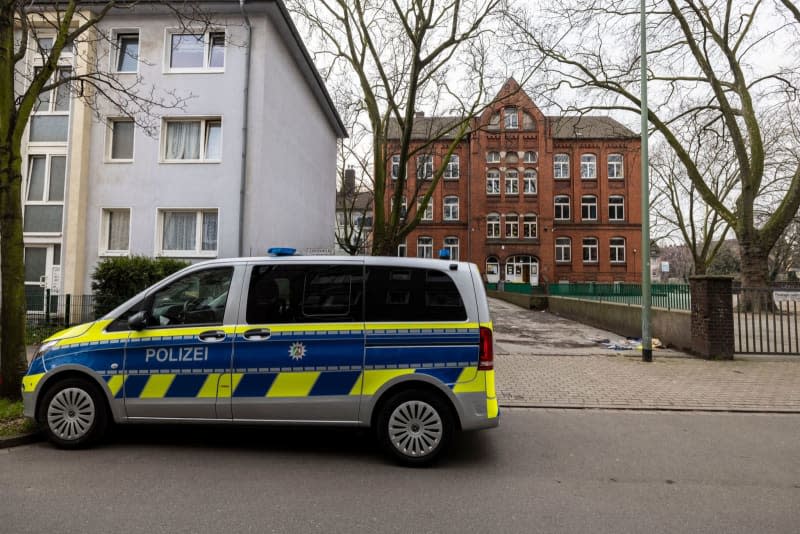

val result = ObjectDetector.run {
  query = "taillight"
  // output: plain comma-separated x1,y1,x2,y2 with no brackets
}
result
479,326,494,370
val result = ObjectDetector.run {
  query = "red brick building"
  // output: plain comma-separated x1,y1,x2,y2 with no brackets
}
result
383,78,642,285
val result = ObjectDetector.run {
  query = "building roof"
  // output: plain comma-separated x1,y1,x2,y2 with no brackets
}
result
386,117,469,141
548,116,637,139
336,190,373,211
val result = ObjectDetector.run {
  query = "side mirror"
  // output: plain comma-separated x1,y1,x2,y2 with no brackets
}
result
128,310,150,331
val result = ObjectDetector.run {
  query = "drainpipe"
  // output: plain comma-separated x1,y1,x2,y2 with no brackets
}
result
238,0,252,256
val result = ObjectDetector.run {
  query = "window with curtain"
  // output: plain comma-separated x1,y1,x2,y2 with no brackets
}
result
159,209,218,255
163,118,221,161
169,31,225,70
102,209,130,253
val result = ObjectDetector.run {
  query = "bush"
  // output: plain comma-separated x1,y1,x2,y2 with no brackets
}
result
92,256,190,317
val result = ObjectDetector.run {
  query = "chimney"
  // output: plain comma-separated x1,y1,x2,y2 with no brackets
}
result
344,167,356,197
415,111,425,118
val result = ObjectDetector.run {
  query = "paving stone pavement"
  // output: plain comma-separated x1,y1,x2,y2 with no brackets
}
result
490,298,800,412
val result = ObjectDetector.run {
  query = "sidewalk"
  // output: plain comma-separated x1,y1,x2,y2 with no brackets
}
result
490,298,800,412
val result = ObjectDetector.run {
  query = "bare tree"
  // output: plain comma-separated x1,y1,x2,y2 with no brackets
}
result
508,0,800,303
289,0,506,255
0,1,212,399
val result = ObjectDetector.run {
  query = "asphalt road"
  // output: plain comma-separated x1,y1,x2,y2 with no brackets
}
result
1,410,798,533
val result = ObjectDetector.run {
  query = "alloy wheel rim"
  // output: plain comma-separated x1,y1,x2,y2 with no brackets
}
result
388,400,443,458
47,388,95,441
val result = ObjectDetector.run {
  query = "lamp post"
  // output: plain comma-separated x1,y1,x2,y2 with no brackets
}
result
640,0,653,362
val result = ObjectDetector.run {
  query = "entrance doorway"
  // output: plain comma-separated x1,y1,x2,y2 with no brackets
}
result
24,244,61,312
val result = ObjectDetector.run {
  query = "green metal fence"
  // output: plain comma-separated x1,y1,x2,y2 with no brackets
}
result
546,282,691,311
25,288,96,343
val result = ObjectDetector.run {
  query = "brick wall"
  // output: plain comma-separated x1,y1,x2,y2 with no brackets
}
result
690,276,734,359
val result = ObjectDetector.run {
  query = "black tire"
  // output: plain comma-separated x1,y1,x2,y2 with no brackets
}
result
37,377,109,449
376,389,455,467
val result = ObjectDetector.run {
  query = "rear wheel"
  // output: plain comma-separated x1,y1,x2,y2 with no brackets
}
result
376,389,454,466
38,378,108,449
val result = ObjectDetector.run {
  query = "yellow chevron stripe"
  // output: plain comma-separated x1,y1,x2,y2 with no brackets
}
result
140,374,176,398
456,366,478,383
22,373,45,393
197,374,221,398
106,375,126,397
267,372,320,397
359,369,415,396
217,373,244,398
453,369,485,394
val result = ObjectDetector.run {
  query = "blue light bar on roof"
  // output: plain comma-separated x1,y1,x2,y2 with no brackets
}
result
267,247,297,256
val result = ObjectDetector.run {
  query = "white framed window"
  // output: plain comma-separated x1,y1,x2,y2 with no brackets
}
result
391,154,401,179
487,213,500,238
23,154,66,234
610,237,626,263
582,237,599,263
523,151,538,163
157,209,218,256
554,153,570,179
167,31,225,71
581,195,598,221
417,236,433,258
608,153,624,179
107,118,134,161
522,112,536,130
486,257,499,277
505,213,519,238
580,154,597,179
504,107,518,129
523,169,537,194
555,237,571,263
609,195,625,221
397,242,407,257
554,195,571,221
162,118,222,162
416,154,433,180
444,154,460,179
486,151,500,163
443,196,459,221
30,66,71,143
488,112,501,130
418,196,433,221
100,208,131,255
487,169,500,195
444,237,460,261
113,31,139,73
523,214,538,239
505,170,519,195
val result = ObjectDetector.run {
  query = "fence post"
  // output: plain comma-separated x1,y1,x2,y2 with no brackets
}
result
65,294,72,326
690,275,734,360
45,288,51,325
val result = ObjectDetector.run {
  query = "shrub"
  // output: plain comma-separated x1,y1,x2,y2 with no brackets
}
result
91,256,190,317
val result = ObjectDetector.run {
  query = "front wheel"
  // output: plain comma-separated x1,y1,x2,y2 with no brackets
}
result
38,378,109,449
376,389,455,467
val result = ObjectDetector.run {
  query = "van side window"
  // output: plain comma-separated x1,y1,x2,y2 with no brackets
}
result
365,266,466,322
147,267,233,328
246,264,363,324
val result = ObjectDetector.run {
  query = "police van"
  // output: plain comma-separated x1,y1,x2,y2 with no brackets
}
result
22,253,498,465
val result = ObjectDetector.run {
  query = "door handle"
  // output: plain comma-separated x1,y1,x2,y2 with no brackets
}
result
243,328,271,341
198,330,226,342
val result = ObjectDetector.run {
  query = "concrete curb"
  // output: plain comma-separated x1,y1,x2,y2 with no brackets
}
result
0,430,43,449
499,403,800,414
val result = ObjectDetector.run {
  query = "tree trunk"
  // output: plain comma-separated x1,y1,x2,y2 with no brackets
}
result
738,240,773,312
0,154,28,400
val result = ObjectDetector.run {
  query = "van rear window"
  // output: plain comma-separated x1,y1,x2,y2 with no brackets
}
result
365,266,466,322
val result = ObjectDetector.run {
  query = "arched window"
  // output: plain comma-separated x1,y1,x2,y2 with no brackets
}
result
523,214,538,238
609,195,625,221
610,237,626,263
486,256,500,277
582,237,599,263
504,107,518,129
581,195,597,221
444,236,460,261
523,169,537,194
486,169,500,195
608,153,624,179
487,213,500,238
443,196,459,221
554,153,570,179
416,236,433,258
505,170,519,194
580,154,597,179
506,152,519,164
505,212,519,238
505,255,540,284
554,195,571,220
444,154,460,179
555,237,572,263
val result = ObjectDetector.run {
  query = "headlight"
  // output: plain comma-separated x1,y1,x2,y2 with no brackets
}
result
32,340,58,363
